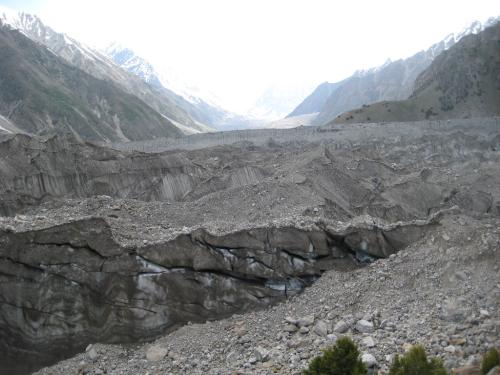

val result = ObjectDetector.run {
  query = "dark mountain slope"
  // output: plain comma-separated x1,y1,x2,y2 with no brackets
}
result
332,22,500,124
288,18,498,126
0,10,212,134
0,26,182,142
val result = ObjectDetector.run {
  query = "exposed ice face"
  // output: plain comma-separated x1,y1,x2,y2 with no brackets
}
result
360,240,368,252
0,123,12,133
265,278,304,293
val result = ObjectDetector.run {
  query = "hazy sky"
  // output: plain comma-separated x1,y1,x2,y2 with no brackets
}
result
2,0,499,113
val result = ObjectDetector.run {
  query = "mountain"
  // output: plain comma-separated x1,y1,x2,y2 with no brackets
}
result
105,44,265,131
287,81,344,118
332,21,500,124
105,43,222,108
290,18,498,126
248,84,316,120
0,7,297,132
0,24,182,141
105,44,164,89
0,6,213,135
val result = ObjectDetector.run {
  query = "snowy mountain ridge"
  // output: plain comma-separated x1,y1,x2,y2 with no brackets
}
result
352,16,498,79
0,6,108,65
105,43,224,110
0,6,222,134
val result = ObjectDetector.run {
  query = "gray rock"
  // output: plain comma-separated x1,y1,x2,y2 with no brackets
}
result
480,309,490,318
326,334,338,342
299,326,310,334
444,345,456,353
362,353,378,368
78,360,87,372
313,320,329,337
362,336,376,348
86,347,98,361
146,345,168,362
334,320,349,333
441,298,467,322
356,320,374,333
300,351,311,360
284,324,298,333
297,315,315,327
254,346,270,362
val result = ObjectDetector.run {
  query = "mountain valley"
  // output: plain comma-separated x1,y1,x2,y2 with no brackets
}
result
0,4,499,375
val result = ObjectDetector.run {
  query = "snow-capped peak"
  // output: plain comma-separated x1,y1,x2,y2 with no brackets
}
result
0,5,20,27
457,20,483,40
355,16,500,76
484,15,500,28
104,43,224,108
0,6,98,61
428,17,498,58
0,6,55,43
105,42,127,56
353,58,393,78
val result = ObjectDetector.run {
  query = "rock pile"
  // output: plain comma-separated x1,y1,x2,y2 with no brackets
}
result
35,214,499,374
0,118,498,374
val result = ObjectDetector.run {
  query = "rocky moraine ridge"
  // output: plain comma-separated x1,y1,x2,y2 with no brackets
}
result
0,118,499,374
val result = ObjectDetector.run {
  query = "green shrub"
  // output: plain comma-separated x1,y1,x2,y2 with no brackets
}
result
303,336,367,375
388,345,447,375
481,348,500,375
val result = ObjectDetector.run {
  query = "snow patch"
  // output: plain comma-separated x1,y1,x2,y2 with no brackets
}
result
0,123,12,133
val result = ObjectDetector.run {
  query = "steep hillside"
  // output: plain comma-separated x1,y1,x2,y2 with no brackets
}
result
0,26,182,142
313,55,435,125
332,22,500,124
289,18,497,126
287,81,343,118
0,7,212,134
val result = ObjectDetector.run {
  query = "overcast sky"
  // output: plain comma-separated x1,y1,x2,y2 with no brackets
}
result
2,0,499,113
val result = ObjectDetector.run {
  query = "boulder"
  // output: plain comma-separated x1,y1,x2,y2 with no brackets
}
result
146,345,168,362
284,324,298,333
313,320,329,337
254,347,270,362
362,353,378,368
297,315,315,328
333,320,349,333
362,336,376,348
356,320,374,333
